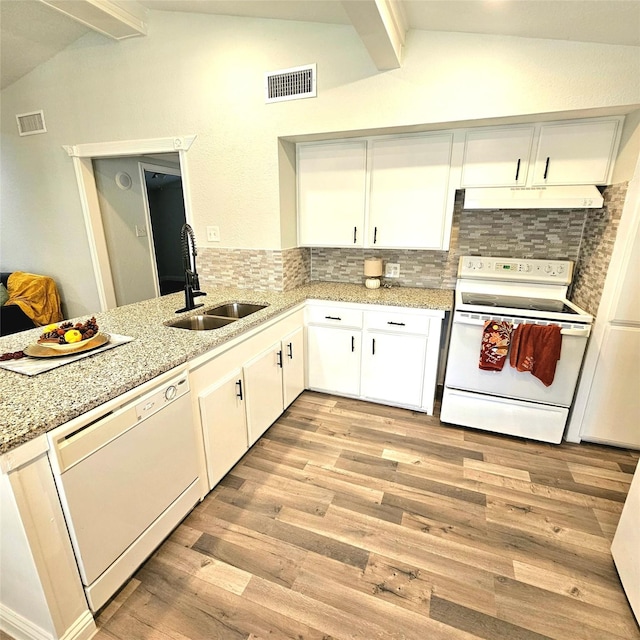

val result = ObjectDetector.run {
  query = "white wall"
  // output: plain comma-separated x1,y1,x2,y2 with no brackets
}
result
1,9,639,317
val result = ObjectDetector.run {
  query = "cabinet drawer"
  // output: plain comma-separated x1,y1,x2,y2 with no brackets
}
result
306,305,363,329
365,310,430,335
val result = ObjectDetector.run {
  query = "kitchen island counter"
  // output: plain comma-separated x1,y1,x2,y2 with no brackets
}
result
0,282,452,455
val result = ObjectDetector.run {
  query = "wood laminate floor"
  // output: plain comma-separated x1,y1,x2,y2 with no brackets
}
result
93,392,639,640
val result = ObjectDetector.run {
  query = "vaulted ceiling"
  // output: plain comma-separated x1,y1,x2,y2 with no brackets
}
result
2,0,639,90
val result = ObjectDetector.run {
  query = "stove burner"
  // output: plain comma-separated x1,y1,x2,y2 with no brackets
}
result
461,293,578,314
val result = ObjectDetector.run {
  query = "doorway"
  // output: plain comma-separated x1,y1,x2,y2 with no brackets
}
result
141,163,187,296
91,153,188,306
64,134,197,311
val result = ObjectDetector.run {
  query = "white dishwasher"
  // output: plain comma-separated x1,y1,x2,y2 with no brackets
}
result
47,367,201,612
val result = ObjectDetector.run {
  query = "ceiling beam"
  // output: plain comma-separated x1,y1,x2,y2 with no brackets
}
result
39,0,147,40
341,0,407,70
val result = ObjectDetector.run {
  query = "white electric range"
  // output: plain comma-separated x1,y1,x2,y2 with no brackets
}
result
440,256,593,444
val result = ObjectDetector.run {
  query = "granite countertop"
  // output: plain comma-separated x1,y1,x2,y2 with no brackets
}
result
0,282,453,455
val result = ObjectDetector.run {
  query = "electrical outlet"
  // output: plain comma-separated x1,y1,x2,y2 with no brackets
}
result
385,263,400,278
207,226,220,242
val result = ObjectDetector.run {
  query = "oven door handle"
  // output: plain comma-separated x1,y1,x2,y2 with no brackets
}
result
559,327,591,337
453,315,590,337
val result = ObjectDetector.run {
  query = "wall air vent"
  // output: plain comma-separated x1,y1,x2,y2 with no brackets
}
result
16,110,47,136
265,64,316,103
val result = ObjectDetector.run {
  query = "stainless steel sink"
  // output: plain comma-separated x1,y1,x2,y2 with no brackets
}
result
205,302,267,319
167,315,237,331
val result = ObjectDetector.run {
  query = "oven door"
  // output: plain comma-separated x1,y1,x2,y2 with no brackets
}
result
444,312,590,406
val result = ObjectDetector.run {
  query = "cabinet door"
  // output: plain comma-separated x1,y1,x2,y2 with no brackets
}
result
198,370,248,489
307,325,361,396
368,134,452,249
243,344,284,446
580,325,640,448
298,141,366,247
361,332,427,407
282,327,305,409
461,126,534,187
532,119,620,185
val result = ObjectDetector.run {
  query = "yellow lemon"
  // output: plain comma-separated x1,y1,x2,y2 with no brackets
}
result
64,329,83,344
43,323,58,333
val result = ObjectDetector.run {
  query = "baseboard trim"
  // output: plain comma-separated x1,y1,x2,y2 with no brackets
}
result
0,604,96,640
0,602,51,640
59,611,96,640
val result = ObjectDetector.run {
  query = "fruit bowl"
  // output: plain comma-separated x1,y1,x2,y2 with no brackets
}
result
37,333,100,351
36,317,100,351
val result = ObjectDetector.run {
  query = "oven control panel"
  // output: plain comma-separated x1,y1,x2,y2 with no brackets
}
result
459,256,573,284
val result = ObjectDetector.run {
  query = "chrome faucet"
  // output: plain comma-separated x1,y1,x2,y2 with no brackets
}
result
176,224,207,313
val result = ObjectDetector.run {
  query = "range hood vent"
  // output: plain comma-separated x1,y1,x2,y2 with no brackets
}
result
463,186,604,210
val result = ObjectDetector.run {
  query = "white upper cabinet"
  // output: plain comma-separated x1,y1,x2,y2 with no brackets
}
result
297,140,367,247
531,118,622,186
460,126,534,188
368,134,454,249
297,133,455,250
297,116,624,248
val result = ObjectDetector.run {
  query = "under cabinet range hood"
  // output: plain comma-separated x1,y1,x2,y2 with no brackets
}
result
463,185,604,210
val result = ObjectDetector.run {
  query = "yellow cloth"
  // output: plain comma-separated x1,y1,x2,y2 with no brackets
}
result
6,272,63,327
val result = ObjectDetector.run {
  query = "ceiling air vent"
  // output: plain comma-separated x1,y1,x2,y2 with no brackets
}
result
16,110,47,136
265,64,316,103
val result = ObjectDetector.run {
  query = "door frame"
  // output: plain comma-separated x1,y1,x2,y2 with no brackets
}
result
63,135,196,311
139,162,184,299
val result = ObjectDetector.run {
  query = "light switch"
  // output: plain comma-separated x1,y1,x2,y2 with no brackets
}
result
207,226,220,242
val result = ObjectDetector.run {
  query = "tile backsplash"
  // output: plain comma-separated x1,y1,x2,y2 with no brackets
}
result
571,182,627,315
197,183,626,316
198,246,310,292
310,189,595,289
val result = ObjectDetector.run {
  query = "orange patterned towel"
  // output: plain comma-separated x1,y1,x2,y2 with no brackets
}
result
509,323,562,386
6,272,63,327
479,320,513,371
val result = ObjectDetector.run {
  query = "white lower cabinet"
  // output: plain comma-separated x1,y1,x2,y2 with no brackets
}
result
361,331,427,407
307,325,362,396
306,301,444,414
282,327,305,408
244,343,287,446
244,327,306,446
190,308,305,490
198,369,248,489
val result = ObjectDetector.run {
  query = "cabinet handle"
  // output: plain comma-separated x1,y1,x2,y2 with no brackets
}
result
277,350,283,368
515,158,521,181
373,226,378,244
287,342,293,359
543,157,550,180
351,336,355,352
387,321,406,326
372,338,376,355
353,227,357,244
236,379,243,401
325,315,342,321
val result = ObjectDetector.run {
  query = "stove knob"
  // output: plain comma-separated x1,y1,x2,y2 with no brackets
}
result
557,264,565,274
544,264,552,273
